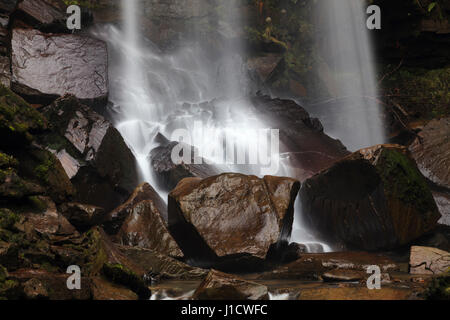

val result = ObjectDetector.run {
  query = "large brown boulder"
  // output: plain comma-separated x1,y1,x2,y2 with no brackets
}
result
300,144,441,251
193,269,269,300
168,173,300,267
409,118,450,189
11,28,108,106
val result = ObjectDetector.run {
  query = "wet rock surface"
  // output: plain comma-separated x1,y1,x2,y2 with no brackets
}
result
168,173,300,268
104,183,167,234
11,28,108,105
300,144,441,251
193,269,269,300
16,0,66,31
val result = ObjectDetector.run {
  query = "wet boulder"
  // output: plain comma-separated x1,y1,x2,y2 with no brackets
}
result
409,118,450,189
105,183,183,258
300,144,441,251
104,183,166,233
168,173,300,267
11,28,108,106
43,95,138,211
192,269,269,300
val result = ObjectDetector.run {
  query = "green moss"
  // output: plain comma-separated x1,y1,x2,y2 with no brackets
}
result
424,272,450,300
103,263,151,299
0,85,47,147
381,66,450,119
27,196,48,213
377,148,437,213
0,152,18,169
0,208,20,230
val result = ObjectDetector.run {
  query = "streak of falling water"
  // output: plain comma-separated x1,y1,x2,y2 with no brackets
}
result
312,0,385,151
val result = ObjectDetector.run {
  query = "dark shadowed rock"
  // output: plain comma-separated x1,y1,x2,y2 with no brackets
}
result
300,144,441,251
168,173,300,267
0,0,18,13
43,95,138,211
409,118,450,189
11,28,108,106
104,183,167,234
409,246,450,275
193,269,269,300
150,138,219,191
0,56,11,87
59,202,105,232
251,95,349,181
17,0,66,31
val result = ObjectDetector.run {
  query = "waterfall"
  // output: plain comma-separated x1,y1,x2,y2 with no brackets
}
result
92,0,330,252
313,0,385,151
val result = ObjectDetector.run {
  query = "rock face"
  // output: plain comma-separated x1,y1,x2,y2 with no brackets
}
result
43,95,138,211
168,173,300,266
300,144,441,251
11,28,108,105
251,95,349,181
410,246,450,275
409,118,450,189
193,270,269,300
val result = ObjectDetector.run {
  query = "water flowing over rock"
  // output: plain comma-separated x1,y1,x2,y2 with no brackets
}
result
43,95,138,211
409,246,450,275
168,173,300,267
300,144,441,251
193,270,269,300
409,118,450,189
11,28,108,105
251,95,349,181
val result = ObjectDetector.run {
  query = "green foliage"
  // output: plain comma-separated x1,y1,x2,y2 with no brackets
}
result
381,66,450,119
424,272,450,300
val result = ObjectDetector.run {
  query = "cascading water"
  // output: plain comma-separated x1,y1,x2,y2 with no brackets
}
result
311,0,385,151
92,0,330,253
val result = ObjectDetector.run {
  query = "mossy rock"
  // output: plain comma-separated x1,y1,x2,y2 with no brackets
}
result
0,168,44,200
17,147,75,203
102,263,151,300
0,265,20,300
0,85,47,148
